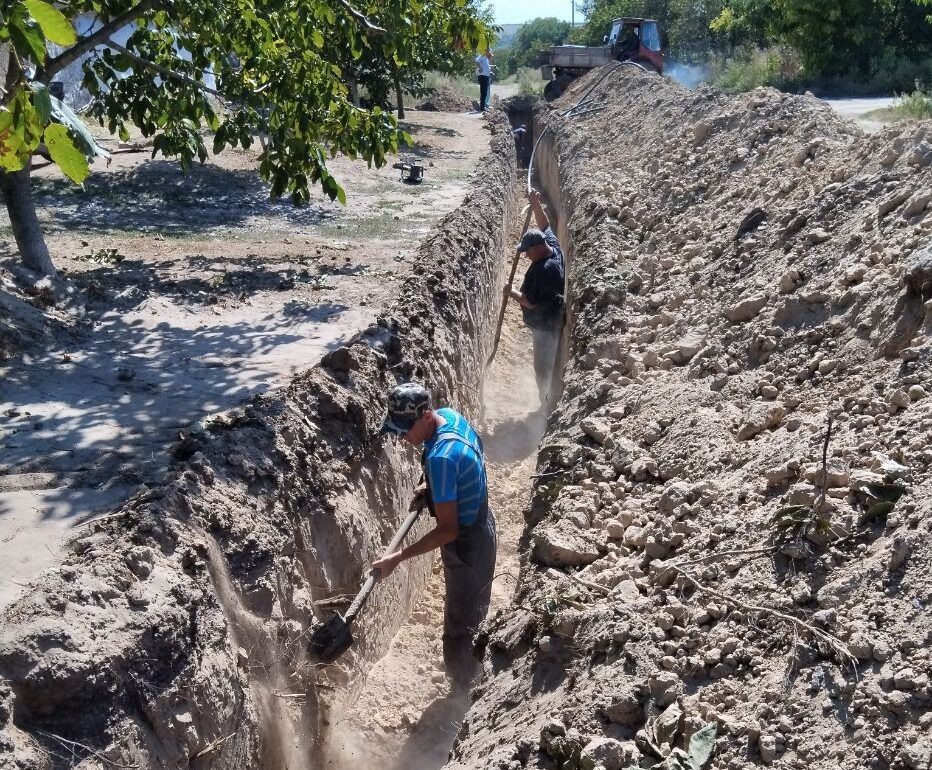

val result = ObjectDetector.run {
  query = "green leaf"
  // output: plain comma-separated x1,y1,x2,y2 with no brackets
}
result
31,83,52,125
49,93,110,161
11,18,47,63
24,0,77,46
311,29,324,48
43,123,90,183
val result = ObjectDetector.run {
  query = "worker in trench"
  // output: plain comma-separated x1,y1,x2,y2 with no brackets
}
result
374,382,497,690
505,189,566,410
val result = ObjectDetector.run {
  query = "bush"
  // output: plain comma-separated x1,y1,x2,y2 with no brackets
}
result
420,72,480,102
887,90,932,120
516,66,544,95
710,47,800,92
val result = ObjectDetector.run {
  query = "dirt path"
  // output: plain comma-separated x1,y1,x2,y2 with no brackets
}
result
322,213,544,770
823,96,895,132
0,110,491,611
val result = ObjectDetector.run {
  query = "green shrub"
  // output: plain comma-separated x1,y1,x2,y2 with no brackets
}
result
710,47,798,92
895,91,932,119
516,66,543,95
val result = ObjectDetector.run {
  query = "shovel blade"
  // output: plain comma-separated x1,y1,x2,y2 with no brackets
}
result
309,613,355,662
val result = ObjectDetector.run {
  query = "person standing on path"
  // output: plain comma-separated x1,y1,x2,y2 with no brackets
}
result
374,383,497,689
475,48,493,112
505,189,566,410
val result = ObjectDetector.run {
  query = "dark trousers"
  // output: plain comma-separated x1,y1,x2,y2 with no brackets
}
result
532,325,560,409
440,498,496,687
478,75,490,111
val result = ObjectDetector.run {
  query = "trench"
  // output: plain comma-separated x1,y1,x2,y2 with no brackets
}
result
314,101,572,770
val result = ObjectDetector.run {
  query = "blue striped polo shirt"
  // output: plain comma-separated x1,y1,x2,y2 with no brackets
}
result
423,408,487,526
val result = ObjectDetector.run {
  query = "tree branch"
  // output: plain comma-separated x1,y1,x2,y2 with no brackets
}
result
39,0,159,83
103,41,224,99
335,0,386,34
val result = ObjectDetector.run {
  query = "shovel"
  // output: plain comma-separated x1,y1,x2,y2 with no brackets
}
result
309,502,426,662
487,203,534,367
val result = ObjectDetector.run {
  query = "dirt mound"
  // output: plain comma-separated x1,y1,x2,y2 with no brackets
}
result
417,86,474,113
0,115,516,769
451,69,932,769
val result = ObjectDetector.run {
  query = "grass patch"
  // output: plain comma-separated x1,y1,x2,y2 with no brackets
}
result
500,67,544,96
865,90,932,122
317,211,429,240
419,72,480,102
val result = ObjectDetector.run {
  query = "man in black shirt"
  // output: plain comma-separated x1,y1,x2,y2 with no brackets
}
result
505,189,566,410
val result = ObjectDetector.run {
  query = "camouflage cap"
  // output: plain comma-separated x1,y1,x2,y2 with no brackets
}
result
381,382,432,435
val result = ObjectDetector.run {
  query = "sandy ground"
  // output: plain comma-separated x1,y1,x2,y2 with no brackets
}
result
322,246,546,770
823,96,895,132
0,110,492,611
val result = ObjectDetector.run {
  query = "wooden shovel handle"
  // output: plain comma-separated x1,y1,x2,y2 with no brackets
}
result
344,503,425,625
488,204,534,366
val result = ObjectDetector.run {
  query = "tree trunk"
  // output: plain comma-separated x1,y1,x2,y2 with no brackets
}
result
392,69,405,119
0,165,56,277
349,79,359,107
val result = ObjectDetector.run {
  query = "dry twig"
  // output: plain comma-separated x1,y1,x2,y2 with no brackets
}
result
813,412,834,520
665,564,858,676
35,730,139,769
190,731,237,760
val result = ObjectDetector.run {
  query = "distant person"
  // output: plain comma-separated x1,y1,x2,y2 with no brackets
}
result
475,48,493,112
504,189,565,409
375,383,496,689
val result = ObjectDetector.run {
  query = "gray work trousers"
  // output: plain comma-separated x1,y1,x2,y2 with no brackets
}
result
531,325,560,409
440,498,497,687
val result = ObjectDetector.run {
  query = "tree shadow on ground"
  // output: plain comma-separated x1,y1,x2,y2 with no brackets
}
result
0,299,352,523
389,691,470,770
31,159,336,234
51,253,370,314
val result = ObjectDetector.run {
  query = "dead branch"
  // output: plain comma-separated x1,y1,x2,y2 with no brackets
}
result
35,730,139,769
190,731,236,760
813,412,833,520
666,564,858,676
667,545,778,569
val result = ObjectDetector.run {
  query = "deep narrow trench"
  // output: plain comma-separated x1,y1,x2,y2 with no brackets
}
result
320,182,549,770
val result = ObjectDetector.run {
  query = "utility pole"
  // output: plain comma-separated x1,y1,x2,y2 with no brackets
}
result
571,1,575,28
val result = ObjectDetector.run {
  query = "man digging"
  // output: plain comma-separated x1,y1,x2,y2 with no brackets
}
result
374,383,497,689
505,189,566,410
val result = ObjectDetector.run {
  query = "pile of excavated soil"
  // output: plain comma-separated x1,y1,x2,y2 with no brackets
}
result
417,86,475,113
450,69,932,770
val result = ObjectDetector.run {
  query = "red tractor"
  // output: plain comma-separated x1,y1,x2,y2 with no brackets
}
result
539,18,664,101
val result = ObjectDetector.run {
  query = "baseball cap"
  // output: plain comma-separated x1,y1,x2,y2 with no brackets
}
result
517,228,546,253
381,382,431,436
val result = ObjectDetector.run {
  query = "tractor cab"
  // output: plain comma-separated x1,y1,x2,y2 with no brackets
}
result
606,18,664,73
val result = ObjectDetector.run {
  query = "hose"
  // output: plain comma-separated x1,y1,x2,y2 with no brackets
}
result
526,60,650,193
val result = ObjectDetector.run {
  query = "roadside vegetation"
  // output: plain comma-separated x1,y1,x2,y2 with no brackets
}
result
501,1,932,96
865,90,932,122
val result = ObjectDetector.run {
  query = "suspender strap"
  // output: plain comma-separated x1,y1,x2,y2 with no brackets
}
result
432,430,484,459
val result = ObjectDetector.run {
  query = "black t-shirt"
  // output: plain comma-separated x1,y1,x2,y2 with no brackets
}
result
519,227,565,330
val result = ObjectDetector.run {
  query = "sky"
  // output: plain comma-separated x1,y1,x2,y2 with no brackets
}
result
488,0,581,25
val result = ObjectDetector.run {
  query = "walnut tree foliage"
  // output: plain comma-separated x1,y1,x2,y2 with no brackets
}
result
0,0,493,206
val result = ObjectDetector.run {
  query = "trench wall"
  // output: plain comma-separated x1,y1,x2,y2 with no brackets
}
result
449,68,932,769
0,113,516,769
